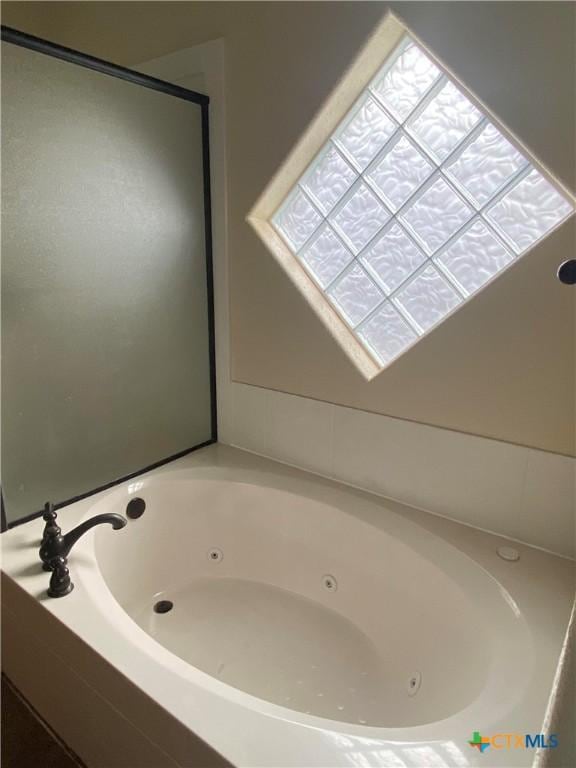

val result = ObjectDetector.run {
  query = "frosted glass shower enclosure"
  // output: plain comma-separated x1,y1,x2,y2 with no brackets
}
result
1,28,215,528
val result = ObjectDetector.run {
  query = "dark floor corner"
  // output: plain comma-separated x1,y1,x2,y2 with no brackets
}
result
1,674,84,768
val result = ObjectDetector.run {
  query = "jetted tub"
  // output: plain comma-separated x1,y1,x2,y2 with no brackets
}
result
2,444,574,768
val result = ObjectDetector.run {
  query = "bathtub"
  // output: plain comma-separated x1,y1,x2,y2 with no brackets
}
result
2,444,574,768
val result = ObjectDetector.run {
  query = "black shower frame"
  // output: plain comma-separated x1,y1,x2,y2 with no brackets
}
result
0,26,218,532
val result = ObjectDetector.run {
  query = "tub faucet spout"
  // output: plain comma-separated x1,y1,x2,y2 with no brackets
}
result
39,513,127,597
40,512,127,566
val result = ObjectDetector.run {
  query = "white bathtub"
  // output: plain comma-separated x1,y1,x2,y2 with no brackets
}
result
2,444,574,767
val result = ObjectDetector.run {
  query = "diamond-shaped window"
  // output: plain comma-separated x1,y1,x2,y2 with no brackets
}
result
249,17,575,379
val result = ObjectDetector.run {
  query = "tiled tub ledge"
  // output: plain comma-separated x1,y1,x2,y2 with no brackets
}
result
224,382,576,560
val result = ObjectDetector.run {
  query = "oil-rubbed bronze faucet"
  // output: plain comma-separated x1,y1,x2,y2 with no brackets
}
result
39,503,126,597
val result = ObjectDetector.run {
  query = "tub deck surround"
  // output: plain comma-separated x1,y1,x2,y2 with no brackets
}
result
1,445,574,768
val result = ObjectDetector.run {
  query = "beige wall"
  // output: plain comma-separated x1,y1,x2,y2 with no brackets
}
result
3,1,575,456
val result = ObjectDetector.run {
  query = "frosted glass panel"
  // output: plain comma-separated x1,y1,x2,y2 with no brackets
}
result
330,183,389,254
366,134,434,212
328,264,383,327
359,302,417,364
371,43,441,121
269,33,575,372
301,143,357,215
300,225,353,288
2,41,213,524
446,123,527,207
400,177,473,254
395,265,462,332
360,222,426,294
436,221,514,295
486,169,574,253
408,80,482,162
334,94,396,171
273,188,322,250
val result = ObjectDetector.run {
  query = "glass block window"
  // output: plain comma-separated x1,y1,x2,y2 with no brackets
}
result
271,36,575,371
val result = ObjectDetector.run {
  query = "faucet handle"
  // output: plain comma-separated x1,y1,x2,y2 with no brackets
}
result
47,556,74,598
42,500,56,521
41,501,61,551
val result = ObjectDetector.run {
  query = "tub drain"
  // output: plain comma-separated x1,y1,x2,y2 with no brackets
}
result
126,497,146,519
153,600,173,614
